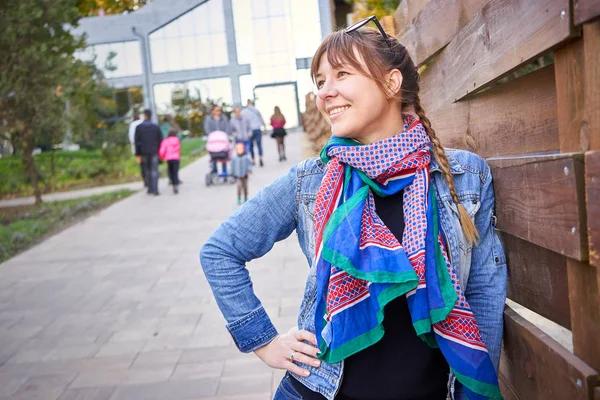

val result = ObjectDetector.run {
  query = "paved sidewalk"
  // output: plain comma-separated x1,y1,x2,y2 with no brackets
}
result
0,132,311,400
0,182,146,209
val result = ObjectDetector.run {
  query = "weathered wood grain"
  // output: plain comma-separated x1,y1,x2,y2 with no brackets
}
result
568,260,600,371
584,22,600,151
420,0,574,113
587,151,600,267
575,0,600,25
394,0,488,66
555,39,589,153
502,233,571,328
427,65,558,157
393,0,431,38
500,306,599,400
489,153,587,261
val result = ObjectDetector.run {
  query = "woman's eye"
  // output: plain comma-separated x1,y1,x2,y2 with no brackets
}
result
338,71,349,78
316,80,325,89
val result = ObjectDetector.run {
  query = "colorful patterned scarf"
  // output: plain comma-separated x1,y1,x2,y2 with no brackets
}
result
314,114,501,399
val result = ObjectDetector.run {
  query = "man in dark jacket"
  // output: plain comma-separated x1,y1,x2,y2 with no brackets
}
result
135,109,162,195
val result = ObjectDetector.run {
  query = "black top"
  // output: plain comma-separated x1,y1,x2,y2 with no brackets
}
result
134,120,163,156
291,191,449,400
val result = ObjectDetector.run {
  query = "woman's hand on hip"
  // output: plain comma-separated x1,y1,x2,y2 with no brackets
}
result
253,327,321,377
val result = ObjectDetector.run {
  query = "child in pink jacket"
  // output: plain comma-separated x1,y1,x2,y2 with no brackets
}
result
159,129,181,194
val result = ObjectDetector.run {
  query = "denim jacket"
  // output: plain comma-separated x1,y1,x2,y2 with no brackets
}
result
200,149,507,400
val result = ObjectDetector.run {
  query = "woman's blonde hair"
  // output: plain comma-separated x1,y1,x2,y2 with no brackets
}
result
310,28,479,244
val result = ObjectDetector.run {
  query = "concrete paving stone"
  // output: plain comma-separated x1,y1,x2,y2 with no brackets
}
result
131,350,183,369
222,357,272,378
153,323,197,337
6,346,57,364
107,329,157,343
178,346,245,365
57,387,117,400
155,314,202,329
0,374,29,397
216,373,272,397
70,367,175,388
108,378,219,400
46,343,103,361
202,394,270,400
185,332,232,349
95,341,147,358
9,373,78,400
170,360,224,381
125,307,170,322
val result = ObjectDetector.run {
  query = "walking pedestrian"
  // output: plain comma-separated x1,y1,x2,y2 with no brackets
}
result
270,106,287,161
135,109,162,196
159,128,181,194
242,99,266,167
230,106,252,152
128,113,145,186
230,142,253,205
200,16,505,400
160,114,182,140
204,105,231,175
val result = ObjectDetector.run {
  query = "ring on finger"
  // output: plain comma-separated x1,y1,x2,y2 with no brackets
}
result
289,350,296,362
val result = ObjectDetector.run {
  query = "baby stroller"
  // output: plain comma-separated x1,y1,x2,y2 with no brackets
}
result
205,130,236,186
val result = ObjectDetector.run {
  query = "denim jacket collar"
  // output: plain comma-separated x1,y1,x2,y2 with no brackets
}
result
430,150,464,174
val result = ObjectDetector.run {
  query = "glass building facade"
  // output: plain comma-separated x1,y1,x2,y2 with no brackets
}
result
79,0,329,130
149,0,228,73
78,41,143,79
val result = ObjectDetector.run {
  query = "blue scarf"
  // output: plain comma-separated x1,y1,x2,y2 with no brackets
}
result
313,115,501,399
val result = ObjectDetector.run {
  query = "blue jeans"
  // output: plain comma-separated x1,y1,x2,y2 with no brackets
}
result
273,373,303,400
141,154,159,194
248,129,263,160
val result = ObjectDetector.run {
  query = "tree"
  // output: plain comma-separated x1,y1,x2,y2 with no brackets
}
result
345,0,400,21
77,0,149,17
0,0,84,204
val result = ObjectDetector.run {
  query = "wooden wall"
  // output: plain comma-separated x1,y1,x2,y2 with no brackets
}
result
392,0,600,398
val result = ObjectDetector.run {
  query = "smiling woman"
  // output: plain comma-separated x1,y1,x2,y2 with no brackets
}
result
200,16,506,400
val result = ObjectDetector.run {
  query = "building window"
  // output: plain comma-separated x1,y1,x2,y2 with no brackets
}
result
290,0,322,59
78,41,143,79
149,0,228,73
232,0,321,85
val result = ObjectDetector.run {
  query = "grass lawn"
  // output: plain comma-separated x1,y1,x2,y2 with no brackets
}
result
0,137,206,199
0,189,134,263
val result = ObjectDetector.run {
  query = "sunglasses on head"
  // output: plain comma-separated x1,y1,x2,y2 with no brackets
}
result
344,15,392,49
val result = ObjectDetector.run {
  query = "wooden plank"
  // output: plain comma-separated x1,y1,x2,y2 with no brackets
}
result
575,0,600,25
555,39,589,153
489,153,588,261
420,0,574,113
584,22,600,150
395,0,488,66
588,151,600,267
568,260,600,371
500,306,599,400
502,233,571,328
426,65,558,157
393,0,431,38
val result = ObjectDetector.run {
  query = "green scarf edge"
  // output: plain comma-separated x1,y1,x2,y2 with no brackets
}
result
452,368,503,399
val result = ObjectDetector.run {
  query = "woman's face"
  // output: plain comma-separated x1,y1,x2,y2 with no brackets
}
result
315,53,400,144
212,106,222,118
